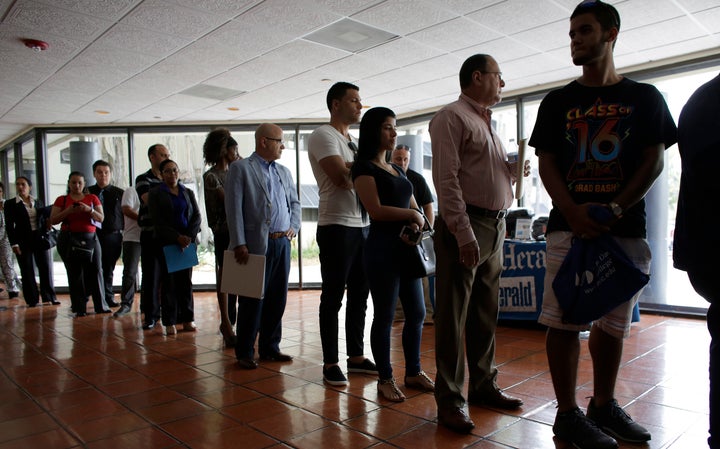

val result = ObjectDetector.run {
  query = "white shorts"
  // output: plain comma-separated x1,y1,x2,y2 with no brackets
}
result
538,232,651,339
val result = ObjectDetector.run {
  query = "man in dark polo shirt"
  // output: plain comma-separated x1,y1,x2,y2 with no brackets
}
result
88,160,124,307
135,144,170,330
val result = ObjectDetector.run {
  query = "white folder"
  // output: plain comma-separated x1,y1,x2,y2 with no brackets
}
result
220,250,266,299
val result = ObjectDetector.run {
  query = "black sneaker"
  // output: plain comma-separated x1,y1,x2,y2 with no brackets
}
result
323,365,348,386
347,358,378,374
553,407,618,449
587,398,651,443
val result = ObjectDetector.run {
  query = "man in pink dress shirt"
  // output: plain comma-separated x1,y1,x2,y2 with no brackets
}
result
429,54,527,434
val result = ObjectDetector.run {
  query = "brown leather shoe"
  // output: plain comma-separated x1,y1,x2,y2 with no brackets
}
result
438,408,475,434
469,389,523,410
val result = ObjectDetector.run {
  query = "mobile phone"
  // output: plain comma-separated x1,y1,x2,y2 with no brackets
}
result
400,225,422,245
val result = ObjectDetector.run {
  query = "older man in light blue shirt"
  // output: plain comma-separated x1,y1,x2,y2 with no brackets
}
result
225,123,301,370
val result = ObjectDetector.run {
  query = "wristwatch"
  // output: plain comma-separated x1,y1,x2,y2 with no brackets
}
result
608,201,623,218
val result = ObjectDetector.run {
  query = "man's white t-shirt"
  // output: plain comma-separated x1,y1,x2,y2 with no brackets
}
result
308,124,368,227
121,186,141,243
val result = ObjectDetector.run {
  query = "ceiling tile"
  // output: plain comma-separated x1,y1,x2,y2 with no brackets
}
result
94,24,191,57
352,0,458,35
468,0,569,32
409,17,503,52
121,0,227,39
35,0,138,19
6,0,113,41
239,0,341,36
359,38,442,69
173,0,258,16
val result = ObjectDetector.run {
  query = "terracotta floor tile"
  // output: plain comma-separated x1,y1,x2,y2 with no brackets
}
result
160,411,238,441
184,424,279,449
286,422,380,449
136,397,212,424
64,411,150,443
0,292,711,449
85,426,180,449
250,408,330,441
0,428,80,449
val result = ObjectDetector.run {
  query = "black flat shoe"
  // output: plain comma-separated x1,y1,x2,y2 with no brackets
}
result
237,358,258,370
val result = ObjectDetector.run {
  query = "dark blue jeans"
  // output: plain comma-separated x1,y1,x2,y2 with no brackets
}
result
235,237,290,360
317,224,370,365
688,270,720,449
365,228,425,379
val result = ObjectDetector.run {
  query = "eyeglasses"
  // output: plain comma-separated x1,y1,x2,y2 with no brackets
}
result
162,168,179,174
482,71,503,81
347,141,358,154
264,136,284,145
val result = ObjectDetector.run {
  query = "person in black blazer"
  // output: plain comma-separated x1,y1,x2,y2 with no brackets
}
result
4,176,59,307
149,159,202,335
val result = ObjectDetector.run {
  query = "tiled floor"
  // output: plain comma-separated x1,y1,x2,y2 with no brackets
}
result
0,290,711,449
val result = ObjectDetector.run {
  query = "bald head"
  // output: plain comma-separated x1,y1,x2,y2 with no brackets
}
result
255,123,285,161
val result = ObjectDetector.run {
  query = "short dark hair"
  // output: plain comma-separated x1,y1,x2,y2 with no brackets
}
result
158,159,176,173
571,0,621,32
0,181,4,191
92,159,111,172
459,54,490,89
357,107,396,163
395,144,411,152
326,81,359,112
148,143,163,158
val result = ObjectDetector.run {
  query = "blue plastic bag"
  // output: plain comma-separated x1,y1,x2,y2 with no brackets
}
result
552,235,650,324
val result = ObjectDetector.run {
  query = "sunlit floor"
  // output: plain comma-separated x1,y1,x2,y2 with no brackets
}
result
0,289,711,449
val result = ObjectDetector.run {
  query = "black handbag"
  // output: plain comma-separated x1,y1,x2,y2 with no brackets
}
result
37,227,59,250
401,211,436,279
68,234,95,263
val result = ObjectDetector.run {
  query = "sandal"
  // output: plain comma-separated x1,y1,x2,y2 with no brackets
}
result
405,371,435,392
220,325,237,347
377,378,405,402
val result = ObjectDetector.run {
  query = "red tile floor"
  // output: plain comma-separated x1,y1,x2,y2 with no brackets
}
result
0,290,711,449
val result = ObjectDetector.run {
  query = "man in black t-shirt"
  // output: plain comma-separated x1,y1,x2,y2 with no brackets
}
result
529,2,677,448
88,160,124,307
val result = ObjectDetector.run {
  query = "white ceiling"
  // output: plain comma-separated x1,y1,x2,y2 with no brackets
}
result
1,0,719,146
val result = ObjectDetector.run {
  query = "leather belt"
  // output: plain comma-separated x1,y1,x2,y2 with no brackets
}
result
268,232,286,239
466,204,508,219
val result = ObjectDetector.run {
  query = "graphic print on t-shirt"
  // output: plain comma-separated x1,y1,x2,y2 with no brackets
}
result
564,97,634,196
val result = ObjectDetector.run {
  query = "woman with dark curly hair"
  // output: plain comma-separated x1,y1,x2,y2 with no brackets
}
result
203,128,241,347
351,107,434,402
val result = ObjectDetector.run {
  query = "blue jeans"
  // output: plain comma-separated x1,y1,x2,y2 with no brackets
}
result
235,237,290,359
365,228,425,379
317,224,370,365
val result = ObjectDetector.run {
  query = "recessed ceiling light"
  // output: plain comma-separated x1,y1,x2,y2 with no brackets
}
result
153,116,162,119
94,110,110,115
227,107,239,111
